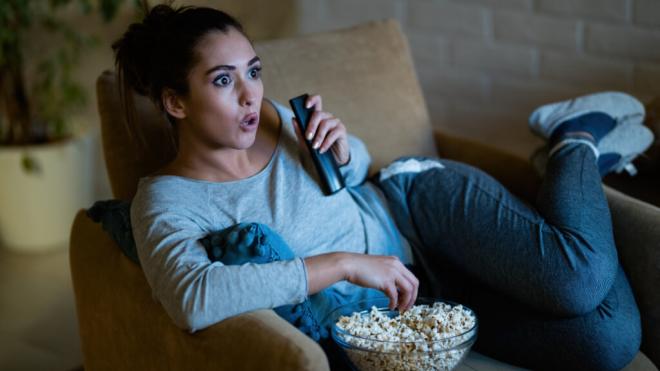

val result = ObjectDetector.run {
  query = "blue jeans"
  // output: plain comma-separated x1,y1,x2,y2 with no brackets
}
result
374,143,641,371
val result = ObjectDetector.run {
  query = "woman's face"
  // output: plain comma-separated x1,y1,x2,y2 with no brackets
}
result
177,28,264,150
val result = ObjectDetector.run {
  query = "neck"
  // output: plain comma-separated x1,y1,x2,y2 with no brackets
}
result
174,145,256,182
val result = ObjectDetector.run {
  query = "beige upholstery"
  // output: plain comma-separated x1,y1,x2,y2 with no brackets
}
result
71,19,659,370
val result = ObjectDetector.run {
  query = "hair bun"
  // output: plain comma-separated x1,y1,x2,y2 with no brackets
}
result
141,4,177,38
112,4,178,96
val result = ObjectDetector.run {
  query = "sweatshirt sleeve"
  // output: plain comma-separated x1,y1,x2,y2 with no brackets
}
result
131,193,308,333
339,134,372,187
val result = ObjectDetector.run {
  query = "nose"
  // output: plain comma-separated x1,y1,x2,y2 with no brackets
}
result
239,80,257,107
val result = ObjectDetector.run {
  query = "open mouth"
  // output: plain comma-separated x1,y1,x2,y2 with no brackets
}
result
240,113,259,129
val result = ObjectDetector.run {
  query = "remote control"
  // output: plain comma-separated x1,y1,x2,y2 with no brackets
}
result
289,94,346,195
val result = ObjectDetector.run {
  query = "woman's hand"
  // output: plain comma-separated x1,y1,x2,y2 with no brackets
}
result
304,252,419,312
343,253,419,312
292,94,351,166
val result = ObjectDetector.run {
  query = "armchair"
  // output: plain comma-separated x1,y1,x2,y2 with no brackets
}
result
70,19,658,370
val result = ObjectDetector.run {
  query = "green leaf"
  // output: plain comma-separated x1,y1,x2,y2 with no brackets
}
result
77,0,92,14
99,0,124,22
2,0,134,144
21,154,42,174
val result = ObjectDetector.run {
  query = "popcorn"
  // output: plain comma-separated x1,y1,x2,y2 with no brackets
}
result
335,302,477,371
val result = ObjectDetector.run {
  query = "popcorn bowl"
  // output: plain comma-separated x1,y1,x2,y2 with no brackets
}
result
328,297,478,371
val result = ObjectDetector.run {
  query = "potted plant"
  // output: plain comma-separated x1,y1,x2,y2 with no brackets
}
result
0,0,129,252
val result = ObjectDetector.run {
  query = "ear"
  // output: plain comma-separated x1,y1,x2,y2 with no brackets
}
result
162,88,187,120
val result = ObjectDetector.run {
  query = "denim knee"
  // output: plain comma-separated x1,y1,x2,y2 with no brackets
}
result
573,308,640,368
545,231,619,316
558,267,641,371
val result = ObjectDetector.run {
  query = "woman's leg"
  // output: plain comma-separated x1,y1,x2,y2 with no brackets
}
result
376,147,618,317
374,92,652,369
375,91,652,317
375,150,642,370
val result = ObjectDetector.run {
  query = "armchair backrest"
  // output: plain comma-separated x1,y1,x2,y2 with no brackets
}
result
96,19,437,200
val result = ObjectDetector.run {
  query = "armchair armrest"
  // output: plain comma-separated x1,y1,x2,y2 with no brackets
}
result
70,210,329,371
433,130,541,202
604,188,660,367
433,130,660,367
173,309,330,371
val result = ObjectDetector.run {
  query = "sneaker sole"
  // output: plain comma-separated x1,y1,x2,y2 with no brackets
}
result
599,122,654,174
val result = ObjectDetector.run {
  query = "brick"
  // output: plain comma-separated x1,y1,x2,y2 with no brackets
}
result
537,0,628,22
490,77,590,113
406,31,451,65
303,0,403,33
417,64,489,102
494,10,579,50
634,0,660,27
407,0,485,38
451,0,532,10
634,63,660,95
586,23,660,60
539,51,632,90
453,38,534,77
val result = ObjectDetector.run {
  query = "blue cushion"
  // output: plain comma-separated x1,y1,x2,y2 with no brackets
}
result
87,200,139,265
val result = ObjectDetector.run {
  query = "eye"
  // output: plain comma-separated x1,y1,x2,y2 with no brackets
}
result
213,74,232,87
249,66,262,79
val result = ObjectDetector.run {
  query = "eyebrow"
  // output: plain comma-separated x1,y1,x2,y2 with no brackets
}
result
205,56,261,75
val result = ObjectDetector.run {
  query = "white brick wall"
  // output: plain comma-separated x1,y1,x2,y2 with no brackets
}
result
586,23,660,60
453,38,535,77
459,0,531,11
406,31,451,65
634,0,660,27
294,0,660,157
299,0,404,33
537,0,629,22
493,10,579,50
407,1,485,37
539,51,632,90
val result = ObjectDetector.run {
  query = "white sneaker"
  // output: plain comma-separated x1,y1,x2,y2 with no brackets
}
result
529,91,645,139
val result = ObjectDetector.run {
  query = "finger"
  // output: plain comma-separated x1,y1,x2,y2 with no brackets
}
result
392,260,416,310
312,118,340,150
406,276,418,310
401,268,419,310
395,276,413,312
305,111,332,142
306,94,323,112
411,276,419,309
319,126,343,154
384,284,398,311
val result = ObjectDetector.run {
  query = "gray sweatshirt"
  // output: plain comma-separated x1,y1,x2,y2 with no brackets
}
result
131,98,412,332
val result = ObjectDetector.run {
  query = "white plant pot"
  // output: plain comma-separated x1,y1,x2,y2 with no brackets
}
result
0,130,95,252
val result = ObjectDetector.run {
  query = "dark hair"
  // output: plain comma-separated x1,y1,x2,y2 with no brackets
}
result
112,4,246,141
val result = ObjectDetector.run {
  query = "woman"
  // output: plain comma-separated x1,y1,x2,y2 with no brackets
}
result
114,4,650,370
